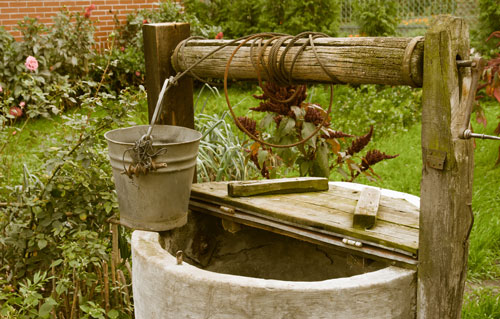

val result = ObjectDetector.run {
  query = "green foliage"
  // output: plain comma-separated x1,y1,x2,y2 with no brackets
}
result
195,84,260,182
110,0,221,92
0,88,144,318
462,288,500,318
472,0,500,56
183,0,341,38
352,0,400,36
0,9,96,119
330,85,422,136
237,83,400,180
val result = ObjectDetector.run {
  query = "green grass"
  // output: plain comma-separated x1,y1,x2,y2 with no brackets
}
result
333,123,422,195
467,101,500,280
0,95,150,190
463,287,500,318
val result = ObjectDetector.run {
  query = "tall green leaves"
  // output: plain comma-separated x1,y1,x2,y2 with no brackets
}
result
352,0,400,36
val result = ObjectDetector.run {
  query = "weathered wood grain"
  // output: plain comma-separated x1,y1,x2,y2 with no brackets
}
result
191,182,419,254
353,188,381,229
143,23,194,128
418,15,474,319
227,177,329,197
172,37,424,87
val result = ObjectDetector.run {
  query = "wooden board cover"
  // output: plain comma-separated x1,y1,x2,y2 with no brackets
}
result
190,182,419,255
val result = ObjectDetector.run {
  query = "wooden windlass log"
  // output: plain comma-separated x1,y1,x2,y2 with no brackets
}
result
172,37,424,87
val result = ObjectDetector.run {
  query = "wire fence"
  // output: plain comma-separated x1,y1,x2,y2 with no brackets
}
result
340,0,478,34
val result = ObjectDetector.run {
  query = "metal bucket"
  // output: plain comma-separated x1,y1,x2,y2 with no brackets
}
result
104,125,202,231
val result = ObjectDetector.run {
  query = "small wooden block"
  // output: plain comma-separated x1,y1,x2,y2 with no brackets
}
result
353,187,381,229
227,177,329,197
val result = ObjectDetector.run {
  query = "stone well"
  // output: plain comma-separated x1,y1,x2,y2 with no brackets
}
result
132,197,417,319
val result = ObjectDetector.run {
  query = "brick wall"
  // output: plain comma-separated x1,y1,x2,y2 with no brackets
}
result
0,0,161,44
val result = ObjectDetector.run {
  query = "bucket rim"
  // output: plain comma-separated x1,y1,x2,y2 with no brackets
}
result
104,125,202,146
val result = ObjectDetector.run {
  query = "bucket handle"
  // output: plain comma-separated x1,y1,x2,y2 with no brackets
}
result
143,76,175,142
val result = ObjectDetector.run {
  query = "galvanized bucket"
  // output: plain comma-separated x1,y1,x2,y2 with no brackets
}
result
104,125,202,231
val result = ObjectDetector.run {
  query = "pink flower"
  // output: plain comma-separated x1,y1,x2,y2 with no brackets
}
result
135,71,141,77
0,86,3,93
25,56,38,71
120,46,125,52
215,32,223,40
84,4,95,18
19,101,25,108
9,106,23,117
143,19,149,24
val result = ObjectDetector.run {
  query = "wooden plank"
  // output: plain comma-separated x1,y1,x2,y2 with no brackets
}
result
279,191,419,229
190,182,419,254
189,200,418,268
172,37,424,87
143,23,194,128
227,177,329,197
353,188,381,229
418,16,473,319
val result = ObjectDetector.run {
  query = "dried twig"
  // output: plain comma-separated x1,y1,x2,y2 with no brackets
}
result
103,260,110,314
69,280,79,319
117,269,130,306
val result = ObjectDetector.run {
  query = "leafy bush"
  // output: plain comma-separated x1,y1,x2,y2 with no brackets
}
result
352,0,400,36
183,0,341,38
236,83,400,180
0,8,97,119
111,1,221,92
472,0,500,56
330,85,422,136
0,88,144,318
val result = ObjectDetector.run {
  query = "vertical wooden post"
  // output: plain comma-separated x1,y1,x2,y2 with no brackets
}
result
143,22,194,128
419,16,474,318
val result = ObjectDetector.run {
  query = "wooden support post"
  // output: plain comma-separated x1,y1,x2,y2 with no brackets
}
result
419,16,474,318
143,22,194,128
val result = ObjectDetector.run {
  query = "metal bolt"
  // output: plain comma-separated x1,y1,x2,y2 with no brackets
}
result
461,129,500,141
176,250,183,265
456,60,476,68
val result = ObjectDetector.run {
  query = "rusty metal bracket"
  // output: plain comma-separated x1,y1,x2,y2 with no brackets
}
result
457,57,487,140
425,148,447,170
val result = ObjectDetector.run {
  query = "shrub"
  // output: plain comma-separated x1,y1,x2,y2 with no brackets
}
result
472,0,500,56
111,1,221,91
352,0,400,36
0,8,97,118
236,83,399,180
183,0,341,38
0,88,144,318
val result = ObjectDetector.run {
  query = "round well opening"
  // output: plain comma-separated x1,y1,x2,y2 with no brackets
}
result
161,213,388,281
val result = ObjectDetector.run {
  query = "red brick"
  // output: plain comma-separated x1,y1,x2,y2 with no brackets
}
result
1,7,18,13
43,1,61,6
14,2,29,8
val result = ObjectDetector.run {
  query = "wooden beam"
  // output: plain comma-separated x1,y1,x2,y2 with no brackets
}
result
227,177,329,197
143,23,194,128
353,188,381,230
418,16,473,319
172,37,424,87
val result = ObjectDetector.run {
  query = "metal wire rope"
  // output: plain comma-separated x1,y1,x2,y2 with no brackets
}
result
125,33,284,176
223,32,339,148
126,32,342,175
